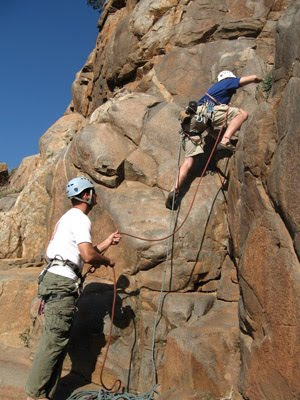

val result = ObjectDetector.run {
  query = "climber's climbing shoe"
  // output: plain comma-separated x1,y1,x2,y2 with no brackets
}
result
165,190,180,210
216,142,236,153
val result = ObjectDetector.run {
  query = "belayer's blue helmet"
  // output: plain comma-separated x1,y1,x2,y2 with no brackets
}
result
66,177,95,203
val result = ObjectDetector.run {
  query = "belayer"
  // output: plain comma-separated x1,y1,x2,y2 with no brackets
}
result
26,177,121,400
165,70,262,210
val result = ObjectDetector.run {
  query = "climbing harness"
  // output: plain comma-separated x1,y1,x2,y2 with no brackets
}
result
37,256,83,316
38,256,82,284
205,92,221,105
50,257,82,277
38,261,52,285
181,100,212,139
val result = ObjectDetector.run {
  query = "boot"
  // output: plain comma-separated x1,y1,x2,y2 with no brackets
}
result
165,190,180,210
216,141,235,153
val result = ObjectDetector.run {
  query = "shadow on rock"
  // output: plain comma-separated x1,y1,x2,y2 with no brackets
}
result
54,275,135,400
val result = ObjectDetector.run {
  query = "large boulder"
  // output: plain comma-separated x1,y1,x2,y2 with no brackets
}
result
9,155,41,193
0,268,39,348
68,122,135,188
0,165,50,260
90,92,160,145
39,113,86,160
273,0,300,95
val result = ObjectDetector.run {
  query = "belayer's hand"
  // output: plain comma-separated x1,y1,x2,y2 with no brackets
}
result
95,231,121,254
102,255,115,268
107,259,115,268
108,230,121,246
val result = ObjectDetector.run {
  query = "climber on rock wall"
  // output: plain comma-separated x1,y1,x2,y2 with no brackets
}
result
25,176,121,400
165,70,262,210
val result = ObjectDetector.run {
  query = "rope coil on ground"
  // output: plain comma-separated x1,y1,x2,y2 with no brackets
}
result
66,386,158,400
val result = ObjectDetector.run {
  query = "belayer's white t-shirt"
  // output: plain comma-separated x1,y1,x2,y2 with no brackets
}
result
46,208,92,279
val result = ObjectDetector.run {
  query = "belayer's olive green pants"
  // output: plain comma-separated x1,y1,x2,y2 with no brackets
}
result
26,272,78,399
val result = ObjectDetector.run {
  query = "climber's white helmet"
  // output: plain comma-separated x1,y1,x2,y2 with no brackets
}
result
66,177,94,199
217,70,236,82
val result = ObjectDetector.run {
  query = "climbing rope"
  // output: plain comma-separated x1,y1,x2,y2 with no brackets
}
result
119,107,230,243
66,386,158,400
66,108,230,400
99,267,122,392
150,133,183,385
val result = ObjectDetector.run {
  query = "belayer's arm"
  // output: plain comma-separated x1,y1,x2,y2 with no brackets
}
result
94,230,121,253
78,242,115,267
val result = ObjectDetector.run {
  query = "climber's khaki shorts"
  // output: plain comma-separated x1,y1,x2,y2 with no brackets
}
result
212,105,239,130
180,104,240,157
181,133,204,158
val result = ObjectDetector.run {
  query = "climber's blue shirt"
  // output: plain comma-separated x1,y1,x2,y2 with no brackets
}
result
198,77,241,105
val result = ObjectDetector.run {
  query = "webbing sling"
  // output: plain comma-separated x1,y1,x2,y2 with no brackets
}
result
205,92,221,105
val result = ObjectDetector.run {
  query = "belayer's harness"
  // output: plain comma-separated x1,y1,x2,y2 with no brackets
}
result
38,256,82,284
37,256,83,312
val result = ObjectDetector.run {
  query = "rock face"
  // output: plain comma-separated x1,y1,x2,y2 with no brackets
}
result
227,2,300,399
0,0,299,399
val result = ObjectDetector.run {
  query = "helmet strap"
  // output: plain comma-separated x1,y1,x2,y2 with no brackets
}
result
72,189,94,205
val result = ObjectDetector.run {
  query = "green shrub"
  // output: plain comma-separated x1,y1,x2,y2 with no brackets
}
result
19,327,30,347
262,72,273,93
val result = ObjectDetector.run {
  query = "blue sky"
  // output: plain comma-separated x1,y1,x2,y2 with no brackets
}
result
0,1,100,170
